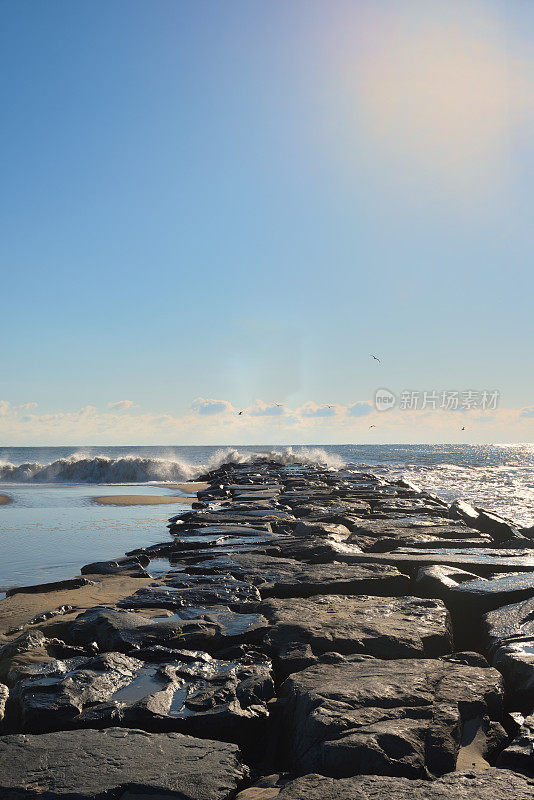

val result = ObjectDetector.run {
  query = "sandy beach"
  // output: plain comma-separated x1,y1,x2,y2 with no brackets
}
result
0,571,152,640
0,494,12,505
92,494,198,506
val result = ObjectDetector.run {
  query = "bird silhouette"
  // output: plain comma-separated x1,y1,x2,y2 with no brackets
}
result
369,424,376,429
275,402,283,407
461,426,466,430
371,354,381,363
238,410,244,415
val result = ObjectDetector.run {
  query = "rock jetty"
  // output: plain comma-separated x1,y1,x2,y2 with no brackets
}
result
1,457,534,798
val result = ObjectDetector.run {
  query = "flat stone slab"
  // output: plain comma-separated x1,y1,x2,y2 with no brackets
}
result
8,649,273,745
348,518,487,539
278,655,505,778
248,770,534,799
417,566,534,614
262,595,452,676
118,574,261,611
185,554,410,598
483,597,534,708
0,727,246,799
66,606,268,653
365,535,492,552
345,550,534,576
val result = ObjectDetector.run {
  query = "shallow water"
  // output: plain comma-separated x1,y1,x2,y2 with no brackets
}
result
0,483,189,591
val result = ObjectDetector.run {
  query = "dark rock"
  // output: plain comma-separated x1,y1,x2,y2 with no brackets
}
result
185,554,410,598
0,726,246,799
6,577,94,597
273,536,364,565
118,574,261,612
0,630,89,683
372,499,448,516
497,715,534,775
343,550,534,576
251,770,534,799
347,518,477,540
449,500,522,543
366,536,492,553
417,566,534,642
8,648,274,746
65,606,269,653
483,597,534,709
81,555,150,576
277,655,505,778
262,595,452,677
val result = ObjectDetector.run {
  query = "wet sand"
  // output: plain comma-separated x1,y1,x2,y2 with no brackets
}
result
92,494,198,506
0,572,152,640
0,494,12,505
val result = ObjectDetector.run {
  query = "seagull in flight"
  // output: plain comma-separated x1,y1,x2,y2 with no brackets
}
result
326,404,334,408
369,424,376,429
237,410,245,416
371,354,381,363
275,402,283,407
461,426,466,431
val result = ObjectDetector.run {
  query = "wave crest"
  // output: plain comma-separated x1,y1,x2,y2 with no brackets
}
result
0,455,197,484
0,447,344,483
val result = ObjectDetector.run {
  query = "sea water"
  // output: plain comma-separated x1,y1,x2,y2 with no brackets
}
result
0,444,533,590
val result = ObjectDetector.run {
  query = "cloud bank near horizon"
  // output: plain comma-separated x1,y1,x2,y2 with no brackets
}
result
0,397,533,446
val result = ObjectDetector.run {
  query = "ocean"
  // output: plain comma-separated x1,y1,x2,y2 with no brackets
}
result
0,444,533,591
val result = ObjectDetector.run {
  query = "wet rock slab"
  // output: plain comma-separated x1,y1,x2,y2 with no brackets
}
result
8,648,274,744
277,655,505,779
0,726,246,799
417,566,534,616
483,597,534,708
497,714,534,776
347,549,534,576
185,554,410,599
244,770,534,800
262,595,452,676
65,606,269,653
118,573,261,611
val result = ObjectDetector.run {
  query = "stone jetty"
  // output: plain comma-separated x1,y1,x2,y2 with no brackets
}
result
1,457,534,798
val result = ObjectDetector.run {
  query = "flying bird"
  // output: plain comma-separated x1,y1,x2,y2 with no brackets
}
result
461,426,466,431
371,354,381,363
326,404,334,408
275,402,283,407
237,410,245,416
369,424,376,429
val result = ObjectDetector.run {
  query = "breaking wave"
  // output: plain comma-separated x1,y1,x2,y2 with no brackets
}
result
0,447,344,484
0,455,198,484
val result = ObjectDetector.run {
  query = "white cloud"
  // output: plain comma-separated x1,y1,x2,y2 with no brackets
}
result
248,401,285,417
191,397,234,416
299,402,337,418
107,400,138,411
0,397,532,445
347,401,373,418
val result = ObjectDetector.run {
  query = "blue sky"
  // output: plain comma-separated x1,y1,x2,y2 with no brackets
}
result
1,0,534,444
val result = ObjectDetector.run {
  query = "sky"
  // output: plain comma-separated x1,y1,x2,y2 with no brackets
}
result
1,0,534,445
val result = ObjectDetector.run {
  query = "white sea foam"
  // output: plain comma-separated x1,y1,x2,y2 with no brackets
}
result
0,447,344,484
